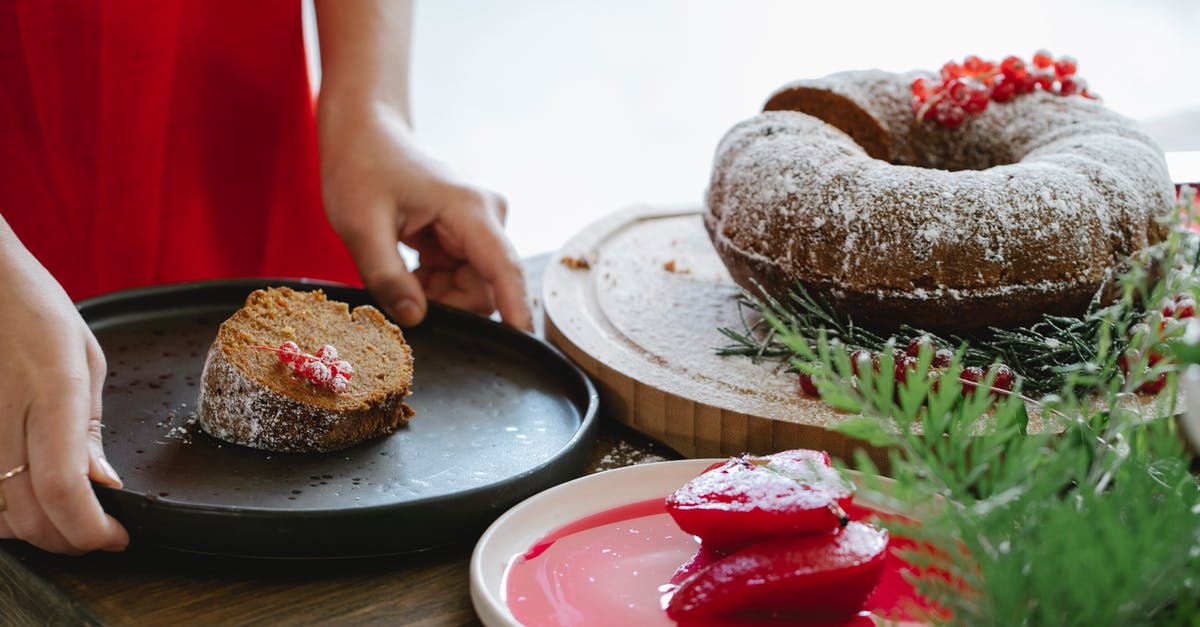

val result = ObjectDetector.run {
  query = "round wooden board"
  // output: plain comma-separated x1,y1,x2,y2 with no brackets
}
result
543,205,895,466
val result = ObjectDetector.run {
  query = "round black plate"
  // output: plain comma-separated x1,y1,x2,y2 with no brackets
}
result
80,279,598,558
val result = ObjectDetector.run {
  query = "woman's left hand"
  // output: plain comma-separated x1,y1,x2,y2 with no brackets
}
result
318,99,531,331
313,0,531,332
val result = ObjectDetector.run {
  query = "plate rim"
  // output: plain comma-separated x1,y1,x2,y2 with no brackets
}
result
469,459,905,627
469,459,703,627
78,278,600,556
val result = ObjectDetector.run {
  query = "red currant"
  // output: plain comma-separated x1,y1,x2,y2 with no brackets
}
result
941,61,965,82
945,78,971,105
291,352,313,371
934,100,966,127
894,356,919,384
988,364,1015,394
1058,76,1080,96
850,350,873,377
960,366,985,394
332,359,354,379
306,360,333,386
1032,49,1053,69
963,84,991,114
797,372,820,397
932,348,954,368
962,55,987,74
1000,55,1026,80
912,77,931,99
991,76,1017,102
1139,373,1167,394
1014,72,1037,95
1033,69,1055,91
1054,56,1077,78
315,344,339,364
905,336,932,358
1176,298,1196,319
920,97,938,120
328,374,350,394
277,341,301,363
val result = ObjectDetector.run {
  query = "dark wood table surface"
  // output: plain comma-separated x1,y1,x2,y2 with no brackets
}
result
0,256,685,626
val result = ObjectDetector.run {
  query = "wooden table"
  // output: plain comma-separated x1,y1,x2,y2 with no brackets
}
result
0,256,684,626
0,422,678,626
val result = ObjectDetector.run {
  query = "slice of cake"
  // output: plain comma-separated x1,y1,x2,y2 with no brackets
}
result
197,287,414,453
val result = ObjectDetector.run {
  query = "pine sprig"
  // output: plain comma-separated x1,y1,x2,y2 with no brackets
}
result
738,188,1200,625
782,314,1200,626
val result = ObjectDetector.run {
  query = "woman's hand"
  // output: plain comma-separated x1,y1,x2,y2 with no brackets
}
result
318,101,532,331
314,0,531,331
0,219,128,554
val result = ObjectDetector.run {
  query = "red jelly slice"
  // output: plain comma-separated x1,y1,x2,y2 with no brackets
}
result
665,449,852,552
665,521,889,622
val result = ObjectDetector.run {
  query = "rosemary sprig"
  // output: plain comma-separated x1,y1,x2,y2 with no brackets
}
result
717,191,1200,396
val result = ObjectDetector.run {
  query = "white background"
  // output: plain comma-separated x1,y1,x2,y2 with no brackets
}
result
387,1,1200,256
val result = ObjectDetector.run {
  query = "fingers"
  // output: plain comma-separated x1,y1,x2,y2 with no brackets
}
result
458,208,532,331
85,335,121,489
409,189,529,330
25,364,129,553
1,471,79,554
0,253,127,554
341,207,429,326
417,264,495,315
0,408,74,553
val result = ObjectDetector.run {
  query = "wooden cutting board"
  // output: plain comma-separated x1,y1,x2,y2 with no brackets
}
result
543,204,1179,469
543,205,900,466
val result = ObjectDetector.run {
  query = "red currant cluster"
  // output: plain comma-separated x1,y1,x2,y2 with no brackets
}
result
1119,293,1196,394
912,50,1094,128
797,335,1015,399
258,341,354,394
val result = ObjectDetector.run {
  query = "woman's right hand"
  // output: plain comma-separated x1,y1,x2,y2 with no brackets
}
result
0,217,128,554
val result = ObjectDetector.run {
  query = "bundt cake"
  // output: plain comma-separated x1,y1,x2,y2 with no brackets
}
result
705,59,1175,330
197,287,414,453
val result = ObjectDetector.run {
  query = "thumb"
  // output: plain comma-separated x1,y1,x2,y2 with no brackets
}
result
87,425,122,489
85,337,121,489
343,214,429,326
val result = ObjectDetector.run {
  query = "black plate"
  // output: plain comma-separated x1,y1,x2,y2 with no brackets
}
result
80,279,598,558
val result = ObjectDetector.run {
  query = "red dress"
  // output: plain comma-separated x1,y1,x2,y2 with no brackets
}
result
0,0,360,301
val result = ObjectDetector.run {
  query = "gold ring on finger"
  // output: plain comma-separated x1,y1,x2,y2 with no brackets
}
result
0,464,27,482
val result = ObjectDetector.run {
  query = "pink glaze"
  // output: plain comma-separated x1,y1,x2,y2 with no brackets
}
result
505,499,925,627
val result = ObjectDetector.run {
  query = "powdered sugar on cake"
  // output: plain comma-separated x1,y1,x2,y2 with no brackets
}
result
194,287,414,454
705,69,1174,330
197,343,344,451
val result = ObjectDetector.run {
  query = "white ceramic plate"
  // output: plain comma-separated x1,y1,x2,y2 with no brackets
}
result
470,459,714,626
469,459,921,627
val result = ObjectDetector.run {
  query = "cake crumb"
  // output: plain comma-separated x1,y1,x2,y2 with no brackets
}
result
663,259,690,274
595,439,669,472
560,255,591,270
163,412,200,444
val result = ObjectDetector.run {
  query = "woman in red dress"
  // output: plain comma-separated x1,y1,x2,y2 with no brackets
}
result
0,0,530,554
